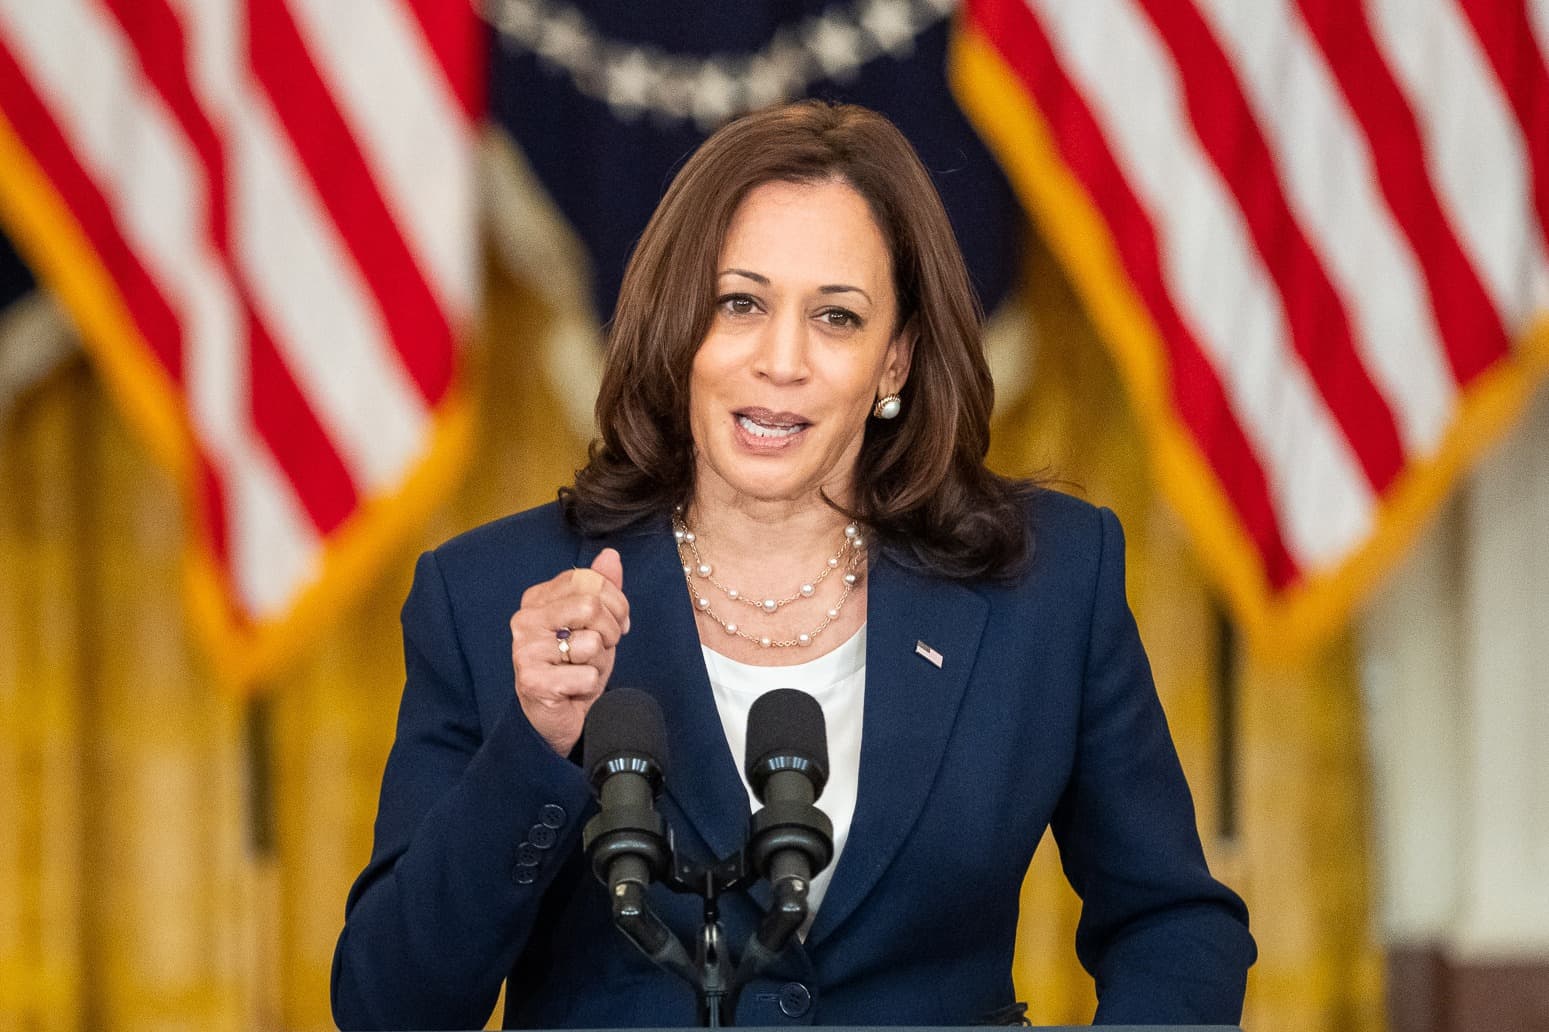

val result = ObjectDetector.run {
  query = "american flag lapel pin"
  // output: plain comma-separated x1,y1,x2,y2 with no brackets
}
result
914,640,944,669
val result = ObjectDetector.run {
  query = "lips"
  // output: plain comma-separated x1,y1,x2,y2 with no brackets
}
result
735,407,809,429
733,407,810,443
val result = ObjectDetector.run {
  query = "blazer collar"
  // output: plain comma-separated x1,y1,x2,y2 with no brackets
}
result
578,517,989,947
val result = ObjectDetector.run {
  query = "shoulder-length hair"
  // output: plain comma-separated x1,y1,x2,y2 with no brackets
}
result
561,99,1034,579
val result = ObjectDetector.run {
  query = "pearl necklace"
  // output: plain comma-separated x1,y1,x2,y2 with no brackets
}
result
672,512,866,648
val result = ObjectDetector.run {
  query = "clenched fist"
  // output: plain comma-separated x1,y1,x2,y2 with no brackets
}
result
509,548,630,755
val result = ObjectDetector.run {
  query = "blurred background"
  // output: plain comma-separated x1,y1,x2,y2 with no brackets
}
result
1,1,1546,1030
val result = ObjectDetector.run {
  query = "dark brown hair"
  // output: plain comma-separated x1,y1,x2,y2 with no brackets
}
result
561,100,1034,579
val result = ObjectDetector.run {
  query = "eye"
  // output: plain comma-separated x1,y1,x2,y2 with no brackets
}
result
819,307,863,329
717,293,760,316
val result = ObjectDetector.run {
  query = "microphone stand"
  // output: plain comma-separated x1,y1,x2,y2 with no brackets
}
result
665,851,774,1028
608,876,698,988
596,841,807,1027
722,872,809,1019
689,865,734,1028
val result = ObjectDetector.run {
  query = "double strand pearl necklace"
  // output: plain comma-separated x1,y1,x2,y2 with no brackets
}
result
673,510,866,649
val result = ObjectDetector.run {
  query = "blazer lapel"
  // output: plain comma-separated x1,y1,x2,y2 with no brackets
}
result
577,518,751,864
805,551,988,948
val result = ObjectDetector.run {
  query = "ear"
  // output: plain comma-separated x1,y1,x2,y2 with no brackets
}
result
880,318,916,397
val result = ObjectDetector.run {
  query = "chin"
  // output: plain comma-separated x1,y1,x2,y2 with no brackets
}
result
701,453,814,503
723,470,810,503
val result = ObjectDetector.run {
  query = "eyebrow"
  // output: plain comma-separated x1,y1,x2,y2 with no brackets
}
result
719,268,872,304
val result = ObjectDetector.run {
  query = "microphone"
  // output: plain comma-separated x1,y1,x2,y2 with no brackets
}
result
744,688,835,903
725,687,837,1007
581,689,696,984
581,688,671,893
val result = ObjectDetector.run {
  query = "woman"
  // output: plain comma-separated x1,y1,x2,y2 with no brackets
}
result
332,100,1254,1029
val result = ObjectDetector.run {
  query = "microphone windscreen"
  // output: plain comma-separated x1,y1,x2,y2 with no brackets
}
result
746,688,829,785
582,688,669,781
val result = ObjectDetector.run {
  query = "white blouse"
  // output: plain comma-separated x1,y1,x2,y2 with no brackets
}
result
701,625,867,932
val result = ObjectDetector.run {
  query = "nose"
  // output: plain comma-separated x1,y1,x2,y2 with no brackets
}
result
751,307,809,385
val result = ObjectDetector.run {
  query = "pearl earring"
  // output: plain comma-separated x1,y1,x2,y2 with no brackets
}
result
873,393,903,420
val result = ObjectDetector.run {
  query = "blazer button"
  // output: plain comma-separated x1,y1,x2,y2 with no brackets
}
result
516,842,542,867
778,982,811,1018
512,865,536,885
539,804,566,828
529,823,557,850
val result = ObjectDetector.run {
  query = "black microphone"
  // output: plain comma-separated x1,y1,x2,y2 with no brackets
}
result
581,688,671,893
745,688,835,899
580,689,696,983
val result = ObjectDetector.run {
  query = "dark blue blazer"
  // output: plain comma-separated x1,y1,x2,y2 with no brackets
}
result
331,489,1254,1029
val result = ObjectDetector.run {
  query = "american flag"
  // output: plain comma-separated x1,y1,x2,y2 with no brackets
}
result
954,0,1549,653
0,0,482,686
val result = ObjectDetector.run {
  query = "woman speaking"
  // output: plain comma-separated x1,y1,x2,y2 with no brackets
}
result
331,100,1254,1029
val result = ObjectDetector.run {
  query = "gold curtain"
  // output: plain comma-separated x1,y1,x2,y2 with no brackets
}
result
0,247,1382,1030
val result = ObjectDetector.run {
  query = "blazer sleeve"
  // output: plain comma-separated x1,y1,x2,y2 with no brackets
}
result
331,550,594,1031
1049,507,1257,1025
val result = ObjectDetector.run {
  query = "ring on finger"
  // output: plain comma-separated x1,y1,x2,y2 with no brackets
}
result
555,626,574,664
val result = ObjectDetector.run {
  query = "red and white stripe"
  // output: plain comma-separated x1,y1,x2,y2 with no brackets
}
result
966,0,1549,595
0,0,480,624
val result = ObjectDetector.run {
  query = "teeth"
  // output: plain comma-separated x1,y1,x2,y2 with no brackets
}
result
737,415,804,438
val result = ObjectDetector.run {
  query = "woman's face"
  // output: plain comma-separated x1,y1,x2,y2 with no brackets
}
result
688,178,913,510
